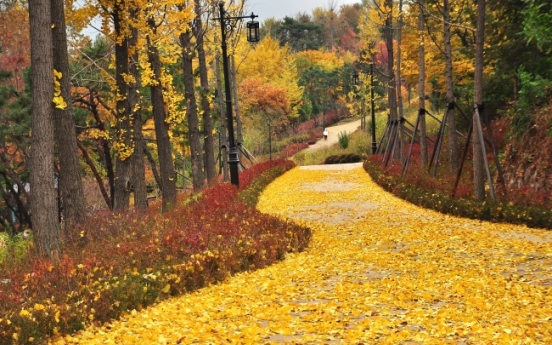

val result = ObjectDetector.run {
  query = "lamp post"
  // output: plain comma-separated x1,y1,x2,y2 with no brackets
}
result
217,1,259,186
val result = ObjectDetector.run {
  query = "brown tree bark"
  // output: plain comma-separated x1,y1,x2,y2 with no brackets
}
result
230,56,243,149
112,3,132,211
385,0,399,158
128,18,148,210
29,0,61,260
418,0,428,166
473,0,486,200
180,28,204,191
194,0,216,184
215,52,229,181
77,141,111,209
444,0,459,171
397,0,405,163
51,0,86,227
147,18,177,211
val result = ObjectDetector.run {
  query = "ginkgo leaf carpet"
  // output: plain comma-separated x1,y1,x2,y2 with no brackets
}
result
51,163,552,344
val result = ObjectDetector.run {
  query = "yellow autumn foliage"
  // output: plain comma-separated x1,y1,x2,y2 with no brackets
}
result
51,164,552,344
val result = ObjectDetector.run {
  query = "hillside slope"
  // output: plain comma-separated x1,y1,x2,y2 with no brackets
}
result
500,101,552,194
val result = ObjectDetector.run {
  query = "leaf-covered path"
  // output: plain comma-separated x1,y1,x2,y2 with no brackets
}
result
53,164,552,344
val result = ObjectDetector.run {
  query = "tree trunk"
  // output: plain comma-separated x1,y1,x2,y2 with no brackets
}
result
194,0,216,184
51,0,86,226
89,93,114,208
473,0,486,200
77,141,111,209
180,28,204,191
29,0,61,260
215,53,229,181
128,20,148,210
146,26,177,211
230,56,243,148
397,0,405,163
112,4,132,211
385,0,399,158
418,0,428,166
444,0,459,171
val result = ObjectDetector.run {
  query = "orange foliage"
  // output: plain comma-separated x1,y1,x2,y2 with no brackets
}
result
0,4,30,91
239,78,291,116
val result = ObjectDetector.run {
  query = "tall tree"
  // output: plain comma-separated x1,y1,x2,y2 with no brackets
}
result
277,16,323,52
180,25,204,192
193,0,216,184
443,0,459,170
473,0,486,200
396,0,405,162
128,11,148,210
146,14,177,210
215,51,229,181
418,0,428,166
112,1,132,211
29,0,61,259
51,0,86,226
384,0,399,158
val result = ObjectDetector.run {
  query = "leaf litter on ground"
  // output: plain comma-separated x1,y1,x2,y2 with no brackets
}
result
50,163,552,344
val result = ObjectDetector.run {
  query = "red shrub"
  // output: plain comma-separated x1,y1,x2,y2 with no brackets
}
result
0,159,309,344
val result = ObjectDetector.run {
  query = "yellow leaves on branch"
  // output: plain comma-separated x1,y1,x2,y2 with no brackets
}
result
112,142,134,161
53,69,67,110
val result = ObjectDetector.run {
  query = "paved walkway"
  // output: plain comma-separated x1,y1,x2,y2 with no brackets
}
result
54,164,552,344
305,119,361,152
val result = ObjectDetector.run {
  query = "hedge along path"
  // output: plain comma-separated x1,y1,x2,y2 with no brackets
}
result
51,163,552,344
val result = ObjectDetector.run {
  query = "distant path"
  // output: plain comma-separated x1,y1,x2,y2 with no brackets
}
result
60,164,552,344
305,119,361,152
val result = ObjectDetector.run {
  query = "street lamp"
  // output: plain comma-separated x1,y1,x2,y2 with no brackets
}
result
217,1,259,186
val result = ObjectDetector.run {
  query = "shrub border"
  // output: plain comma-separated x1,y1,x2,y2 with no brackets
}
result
363,160,552,230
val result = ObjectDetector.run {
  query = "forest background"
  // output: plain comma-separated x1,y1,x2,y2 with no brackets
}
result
0,0,551,261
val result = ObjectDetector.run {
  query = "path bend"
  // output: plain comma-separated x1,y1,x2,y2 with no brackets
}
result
53,164,552,344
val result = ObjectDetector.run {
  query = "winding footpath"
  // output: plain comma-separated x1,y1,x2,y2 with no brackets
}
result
53,164,552,344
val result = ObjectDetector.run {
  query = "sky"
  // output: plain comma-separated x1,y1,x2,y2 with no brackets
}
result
247,0,361,22
80,0,362,38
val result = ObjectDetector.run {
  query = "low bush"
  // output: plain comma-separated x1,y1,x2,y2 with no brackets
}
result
280,142,309,158
0,159,310,344
364,157,552,230
337,131,350,149
324,154,363,165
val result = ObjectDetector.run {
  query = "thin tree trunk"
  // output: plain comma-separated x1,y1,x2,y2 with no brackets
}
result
397,0,405,163
51,0,86,226
90,93,115,207
144,145,162,191
418,0,428,166
194,0,216,184
215,53,229,181
473,0,486,200
29,0,61,260
112,4,132,211
444,0,459,171
146,23,177,211
128,20,148,210
77,141,111,209
230,56,243,148
385,0,398,160
180,28,204,191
